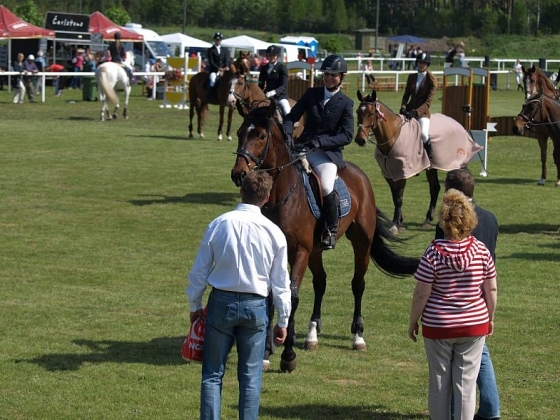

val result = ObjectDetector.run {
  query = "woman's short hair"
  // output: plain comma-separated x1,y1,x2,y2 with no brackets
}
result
241,171,273,205
439,188,478,240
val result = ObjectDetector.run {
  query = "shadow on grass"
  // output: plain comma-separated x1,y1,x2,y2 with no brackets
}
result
129,192,237,206
259,403,427,419
133,134,198,141
475,177,538,185
67,115,97,121
498,223,559,235
23,336,185,371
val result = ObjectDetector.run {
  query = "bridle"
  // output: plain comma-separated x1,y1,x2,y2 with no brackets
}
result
229,74,253,109
517,94,560,129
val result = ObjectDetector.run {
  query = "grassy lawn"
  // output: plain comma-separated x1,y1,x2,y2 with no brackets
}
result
0,84,558,420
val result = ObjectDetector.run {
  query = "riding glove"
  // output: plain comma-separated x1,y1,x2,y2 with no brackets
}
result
305,138,320,150
265,90,276,98
292,143,307,153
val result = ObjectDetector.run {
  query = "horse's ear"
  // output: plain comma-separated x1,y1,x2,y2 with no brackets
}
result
522,65,526,73
371,90,377,102
531,65,536,72
357,90,363,102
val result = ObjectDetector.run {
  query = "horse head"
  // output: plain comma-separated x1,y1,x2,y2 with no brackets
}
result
232,51,251,76
355,89,381,146
231,101,287,186
513,92,543,135
523,66,556,99
124,50,135,68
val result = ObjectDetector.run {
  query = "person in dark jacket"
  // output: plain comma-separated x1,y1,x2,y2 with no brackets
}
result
258,45,290,116
283,55,354,250
108,32,126,64
401,52,437,161
206,32,230,102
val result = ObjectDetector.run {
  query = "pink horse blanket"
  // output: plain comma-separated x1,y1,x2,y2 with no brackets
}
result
374,114,483,181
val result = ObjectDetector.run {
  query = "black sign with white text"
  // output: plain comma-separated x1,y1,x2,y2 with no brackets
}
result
45,12,90,34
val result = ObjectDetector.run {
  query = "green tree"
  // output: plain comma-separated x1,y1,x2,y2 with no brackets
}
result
15,0,43,27
105,6,131,26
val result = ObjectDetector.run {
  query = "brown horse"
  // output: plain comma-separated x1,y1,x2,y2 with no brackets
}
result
227,73,305,138
230,101,420,372
513,91,560,187
522,65,560,185
188,54,250,141
355,90,482,234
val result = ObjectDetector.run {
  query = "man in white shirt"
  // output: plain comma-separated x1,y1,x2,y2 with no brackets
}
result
187,170,291,420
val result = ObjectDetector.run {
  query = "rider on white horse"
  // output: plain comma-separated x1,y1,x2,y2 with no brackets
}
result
108,32,133,83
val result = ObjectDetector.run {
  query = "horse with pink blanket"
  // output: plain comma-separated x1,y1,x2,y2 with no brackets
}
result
355,90,483,234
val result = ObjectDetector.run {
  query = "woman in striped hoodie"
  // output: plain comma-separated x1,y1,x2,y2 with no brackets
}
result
408,188,498,420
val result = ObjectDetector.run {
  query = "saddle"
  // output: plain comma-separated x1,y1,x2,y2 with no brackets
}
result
301,170,351,220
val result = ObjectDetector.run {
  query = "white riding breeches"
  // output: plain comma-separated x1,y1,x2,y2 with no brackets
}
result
278,98,291,116
307,150,337,195
419,117,430,143
209,72,217,87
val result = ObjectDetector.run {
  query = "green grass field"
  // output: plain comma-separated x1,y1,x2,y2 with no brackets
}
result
0,83,558,420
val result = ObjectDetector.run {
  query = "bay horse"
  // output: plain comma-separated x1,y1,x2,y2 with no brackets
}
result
355,90,482,234
513,91,560,187
188,53,250,141
227,69,305,138
230,101,420,372
522,65,560,185
95,51,134,121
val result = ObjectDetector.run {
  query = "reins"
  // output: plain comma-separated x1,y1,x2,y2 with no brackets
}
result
357,100,401,148
518,94,560,128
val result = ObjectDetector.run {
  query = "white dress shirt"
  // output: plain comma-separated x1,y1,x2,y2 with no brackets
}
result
187,203,291,327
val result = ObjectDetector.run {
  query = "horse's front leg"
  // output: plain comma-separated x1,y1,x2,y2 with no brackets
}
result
305,251,327,351
280,248,308,373
349,231,371,351
552,138,560,187
422,168,441,229
537,135,548,185
386,178,406,234
123,88,130,120
262,293,275,371
225,107,234,141
217,105,225,141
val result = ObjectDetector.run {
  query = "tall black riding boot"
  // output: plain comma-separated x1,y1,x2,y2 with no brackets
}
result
423,138,434,162
320,191,339,250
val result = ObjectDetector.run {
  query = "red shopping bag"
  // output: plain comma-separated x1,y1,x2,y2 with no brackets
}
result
182,308,207,362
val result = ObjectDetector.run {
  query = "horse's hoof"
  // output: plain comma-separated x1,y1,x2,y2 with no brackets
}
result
280,357,296,373
352,334,366,351
421,222,432,230
200,133,205,139
217,134,223,141
538,179,546,186
262,360,270,372
390,225,399,235
304,341,318,351
555,180,560,188
227,136,233,142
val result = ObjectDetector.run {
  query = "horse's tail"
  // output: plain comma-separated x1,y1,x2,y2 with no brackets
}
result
97,66,119,105
370,208,420,277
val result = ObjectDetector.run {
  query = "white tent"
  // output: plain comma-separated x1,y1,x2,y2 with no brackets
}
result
221,35,270,54
161,32,211,56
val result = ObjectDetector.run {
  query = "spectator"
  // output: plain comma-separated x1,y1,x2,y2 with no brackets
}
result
33,50,46,95
363,60,375,87
47,62,66,97
21,54,39,102
187,170,291,420
409,187,497,420
145,58,156,100
70,48,84,89
435,169,500,420
250,53,260,72
513,59,523,92
11,53,26,104
406,45,416,70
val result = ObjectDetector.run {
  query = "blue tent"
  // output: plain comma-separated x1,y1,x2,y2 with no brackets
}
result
387,34,426,44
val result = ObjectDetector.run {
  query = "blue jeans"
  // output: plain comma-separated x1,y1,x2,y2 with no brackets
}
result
451,343,500,419
476,344,500,418
201,288,268,420
70,67,81,88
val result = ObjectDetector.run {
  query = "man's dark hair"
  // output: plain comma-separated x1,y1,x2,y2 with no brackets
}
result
241,171,273,205
444,168,475,198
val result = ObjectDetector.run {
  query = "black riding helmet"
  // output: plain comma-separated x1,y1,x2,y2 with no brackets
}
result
416,52,431,65
320,55,348,74
213,32,223,40
266,45,281,56
114,31,121,41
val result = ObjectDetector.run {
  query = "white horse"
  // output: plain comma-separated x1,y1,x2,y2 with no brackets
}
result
95,51,134,121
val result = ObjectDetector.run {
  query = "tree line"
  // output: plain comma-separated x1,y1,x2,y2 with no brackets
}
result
8,0,560,37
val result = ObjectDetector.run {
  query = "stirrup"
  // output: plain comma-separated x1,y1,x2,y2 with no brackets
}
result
320,229,337,250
